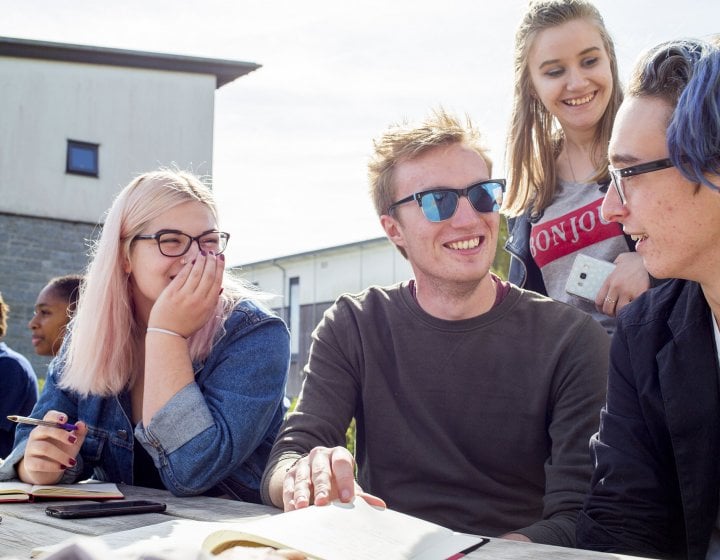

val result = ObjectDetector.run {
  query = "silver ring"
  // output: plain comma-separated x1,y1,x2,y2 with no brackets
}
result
605,296,616,304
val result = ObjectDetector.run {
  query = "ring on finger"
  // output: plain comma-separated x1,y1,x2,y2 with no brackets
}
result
605,296,617,304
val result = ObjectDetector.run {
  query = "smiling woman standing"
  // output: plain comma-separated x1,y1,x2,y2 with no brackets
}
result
0,170,290,503
28,274,82,357
503,0,651,333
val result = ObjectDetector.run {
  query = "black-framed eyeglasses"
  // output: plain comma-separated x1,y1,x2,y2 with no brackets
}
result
608,158,678,205
133,229,230,257
388,179,505,222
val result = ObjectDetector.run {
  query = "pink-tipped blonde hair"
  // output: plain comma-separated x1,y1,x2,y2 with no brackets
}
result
60,170,263,397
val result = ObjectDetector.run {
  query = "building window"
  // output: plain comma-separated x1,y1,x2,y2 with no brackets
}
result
66,140,99,177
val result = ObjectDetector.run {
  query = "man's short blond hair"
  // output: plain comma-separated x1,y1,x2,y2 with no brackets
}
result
368,108,492,217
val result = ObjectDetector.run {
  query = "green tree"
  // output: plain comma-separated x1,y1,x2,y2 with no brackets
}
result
492,217,510,280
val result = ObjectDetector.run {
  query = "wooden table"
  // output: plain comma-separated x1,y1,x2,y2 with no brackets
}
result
0,485,648,559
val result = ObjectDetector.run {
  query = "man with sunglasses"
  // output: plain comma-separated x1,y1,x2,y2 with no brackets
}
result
261,109,609,547
577,39,720,560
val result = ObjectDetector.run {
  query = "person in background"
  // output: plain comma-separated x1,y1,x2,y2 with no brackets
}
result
0,292,38,457
261,109,609,547
503,0,652,333
0,170,290,502
29,274,83,357
576,38,720,559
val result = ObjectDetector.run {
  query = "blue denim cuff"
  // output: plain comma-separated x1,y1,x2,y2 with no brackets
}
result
0,441,26,480
134,382,214,459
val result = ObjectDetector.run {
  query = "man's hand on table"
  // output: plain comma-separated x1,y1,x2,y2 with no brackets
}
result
282,446,386,511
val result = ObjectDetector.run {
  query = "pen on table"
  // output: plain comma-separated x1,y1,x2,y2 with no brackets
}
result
447,539,488,559
7,415,78,432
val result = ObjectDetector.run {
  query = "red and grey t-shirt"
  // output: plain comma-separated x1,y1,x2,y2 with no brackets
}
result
530,180,627,333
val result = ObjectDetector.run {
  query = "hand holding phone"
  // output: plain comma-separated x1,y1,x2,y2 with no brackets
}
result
45,500,166,519
565,254,616,302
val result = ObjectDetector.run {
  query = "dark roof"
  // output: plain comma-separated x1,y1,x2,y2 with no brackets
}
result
0,36,260,88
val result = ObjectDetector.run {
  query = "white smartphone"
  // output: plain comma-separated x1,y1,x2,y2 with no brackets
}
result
565,254,616,302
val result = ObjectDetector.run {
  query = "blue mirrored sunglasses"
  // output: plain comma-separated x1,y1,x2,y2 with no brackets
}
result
388,179,505,222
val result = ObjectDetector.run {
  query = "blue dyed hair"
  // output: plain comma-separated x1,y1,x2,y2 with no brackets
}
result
628,38,720,190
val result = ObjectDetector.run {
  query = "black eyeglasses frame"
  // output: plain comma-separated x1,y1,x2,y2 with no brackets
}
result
608,157,683,205
133,229,230,257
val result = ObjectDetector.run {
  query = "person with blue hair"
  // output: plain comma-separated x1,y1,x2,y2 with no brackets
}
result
576,37,720,560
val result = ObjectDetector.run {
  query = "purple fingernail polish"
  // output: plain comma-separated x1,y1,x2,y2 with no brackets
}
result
68,435,77,444
200,250,207,256
219,254,225,261
68,458,77,466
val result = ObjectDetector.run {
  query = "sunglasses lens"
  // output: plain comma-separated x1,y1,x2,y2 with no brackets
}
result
419,191,459,222
469,182,503,213
416,182,504,222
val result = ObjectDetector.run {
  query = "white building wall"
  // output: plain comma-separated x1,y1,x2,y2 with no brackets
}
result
234,238,414,396
0,56,215,223
236,238,414,308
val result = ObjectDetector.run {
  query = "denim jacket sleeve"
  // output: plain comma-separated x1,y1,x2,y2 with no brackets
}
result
0,356,85,483
134,303,290,496
505,212,548,293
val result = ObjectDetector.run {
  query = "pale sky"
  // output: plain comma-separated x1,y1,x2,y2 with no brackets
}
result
2,1,717,266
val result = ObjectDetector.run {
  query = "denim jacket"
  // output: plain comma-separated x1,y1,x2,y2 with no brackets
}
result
505,211,548,293
0,299,290,503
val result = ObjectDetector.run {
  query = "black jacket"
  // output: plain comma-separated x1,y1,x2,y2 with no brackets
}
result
577,279,720,559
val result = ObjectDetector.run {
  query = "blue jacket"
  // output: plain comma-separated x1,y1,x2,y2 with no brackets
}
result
0,342,38,458
577,280,720,559
0,300,290,502
505,211,547,292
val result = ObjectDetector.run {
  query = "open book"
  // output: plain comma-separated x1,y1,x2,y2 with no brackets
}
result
202,498,486,560
0,480,123,503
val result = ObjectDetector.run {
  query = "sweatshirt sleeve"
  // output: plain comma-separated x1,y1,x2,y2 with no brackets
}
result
261,299,359,504
513,314,609,546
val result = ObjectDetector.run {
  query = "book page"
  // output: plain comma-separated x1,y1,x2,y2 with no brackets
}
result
32,482,124,499
31,482,123,498
203,498,482,560
0,481,33,495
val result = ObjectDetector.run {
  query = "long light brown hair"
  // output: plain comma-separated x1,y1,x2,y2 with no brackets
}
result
503,0,623,217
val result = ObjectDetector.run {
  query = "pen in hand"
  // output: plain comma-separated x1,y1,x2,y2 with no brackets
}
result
7,415,78,432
